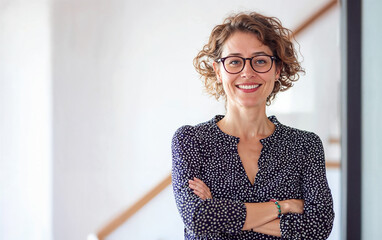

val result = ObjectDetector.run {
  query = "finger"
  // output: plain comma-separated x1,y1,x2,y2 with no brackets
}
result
205,193,212,199
194,187,212,200
189,181,205,191
193,178,209,188
192,178,211,193
190,183,208,197
194,189,212,200
188,180,196,189
189,179,212,199
189,181,208,193
188,180,201,190
193,184,208,194
193,189,207,200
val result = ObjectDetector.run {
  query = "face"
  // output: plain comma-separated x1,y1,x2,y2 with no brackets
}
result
213,31,280,109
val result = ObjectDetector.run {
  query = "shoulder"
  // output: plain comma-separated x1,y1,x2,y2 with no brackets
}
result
172,117,217,146
275,123,325,165
276,121,322,148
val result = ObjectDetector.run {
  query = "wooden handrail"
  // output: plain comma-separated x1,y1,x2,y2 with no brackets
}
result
292,0,338,38
93,174,172,240
326,161,341,169
91,1,340,239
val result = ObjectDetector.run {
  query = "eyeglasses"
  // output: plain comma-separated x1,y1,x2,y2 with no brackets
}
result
217,55,278,74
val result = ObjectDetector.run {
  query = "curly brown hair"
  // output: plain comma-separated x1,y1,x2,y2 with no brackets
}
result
193,12,304,105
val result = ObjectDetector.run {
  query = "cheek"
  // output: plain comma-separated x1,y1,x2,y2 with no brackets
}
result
221,73,236,85
265,74,276,93
269,81,276,92
221,79,232,92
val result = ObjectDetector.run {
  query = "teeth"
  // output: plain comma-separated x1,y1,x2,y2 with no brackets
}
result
237,84,260,89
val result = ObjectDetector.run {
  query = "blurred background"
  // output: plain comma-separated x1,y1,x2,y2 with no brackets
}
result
0,0,380,239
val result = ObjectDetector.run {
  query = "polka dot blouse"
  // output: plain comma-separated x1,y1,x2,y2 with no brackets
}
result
171,115,334,239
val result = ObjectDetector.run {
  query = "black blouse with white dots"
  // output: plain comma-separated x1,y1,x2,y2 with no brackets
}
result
171,115,334,240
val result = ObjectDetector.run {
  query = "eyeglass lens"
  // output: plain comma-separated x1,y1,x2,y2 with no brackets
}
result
223,56,273,74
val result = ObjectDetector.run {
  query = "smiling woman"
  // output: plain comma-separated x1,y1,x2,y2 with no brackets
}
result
194,12,304,105
213,31,280,109
172,12,334,240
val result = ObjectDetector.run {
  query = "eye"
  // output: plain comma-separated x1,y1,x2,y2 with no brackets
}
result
253,56,269,66
229,60,240,65
226,57,243,67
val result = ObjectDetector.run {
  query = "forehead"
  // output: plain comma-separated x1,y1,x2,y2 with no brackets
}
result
221,31,273,56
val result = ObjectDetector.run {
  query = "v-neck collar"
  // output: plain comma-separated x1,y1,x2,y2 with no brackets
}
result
210,115,281,147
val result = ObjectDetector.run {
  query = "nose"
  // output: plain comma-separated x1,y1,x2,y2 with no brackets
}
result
241,58,255,78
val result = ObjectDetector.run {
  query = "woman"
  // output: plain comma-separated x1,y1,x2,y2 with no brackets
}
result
171,12,334,239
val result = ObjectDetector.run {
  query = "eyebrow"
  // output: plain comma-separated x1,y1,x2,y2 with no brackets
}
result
227,51,270,56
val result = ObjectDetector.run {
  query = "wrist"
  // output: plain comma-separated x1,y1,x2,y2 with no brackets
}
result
269,199,282,218
279,200,289,214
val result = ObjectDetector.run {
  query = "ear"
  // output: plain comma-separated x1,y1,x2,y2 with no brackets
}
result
275,62,282,79
213,62,222,82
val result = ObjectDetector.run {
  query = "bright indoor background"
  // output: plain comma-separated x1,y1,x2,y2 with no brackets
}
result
1,0,344,239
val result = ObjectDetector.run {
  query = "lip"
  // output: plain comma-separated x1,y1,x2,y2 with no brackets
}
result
236,83,261,93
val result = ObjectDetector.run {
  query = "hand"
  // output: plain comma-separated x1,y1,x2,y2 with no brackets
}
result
280,199,305,214
188,177,212,200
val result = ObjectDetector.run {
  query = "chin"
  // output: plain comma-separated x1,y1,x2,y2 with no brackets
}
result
227,95,267,109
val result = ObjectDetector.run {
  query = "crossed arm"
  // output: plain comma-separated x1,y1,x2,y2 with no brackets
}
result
189,177,304,237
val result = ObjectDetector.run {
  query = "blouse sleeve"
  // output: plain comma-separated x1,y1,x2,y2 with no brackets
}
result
280,132,335,239
171,126,247,236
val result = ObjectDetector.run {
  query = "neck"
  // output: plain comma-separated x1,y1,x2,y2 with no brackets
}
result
218,102,274,140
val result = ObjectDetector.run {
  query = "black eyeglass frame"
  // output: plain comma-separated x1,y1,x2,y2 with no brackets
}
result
216,55,278,74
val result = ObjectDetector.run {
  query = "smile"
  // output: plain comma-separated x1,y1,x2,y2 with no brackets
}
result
236,84,260,89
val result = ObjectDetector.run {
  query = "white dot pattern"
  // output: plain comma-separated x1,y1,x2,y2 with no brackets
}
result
171,115,334,239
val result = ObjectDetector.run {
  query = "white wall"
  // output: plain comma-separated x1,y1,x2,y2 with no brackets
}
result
0,1,52,240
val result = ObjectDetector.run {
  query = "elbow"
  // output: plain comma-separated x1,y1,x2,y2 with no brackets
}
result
308,209,335,239
318,221,334,239
320,202,335,237
181,205,209,235
283,208,334,238
174,190,211,235
185,216,206,236
324,209,335,238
